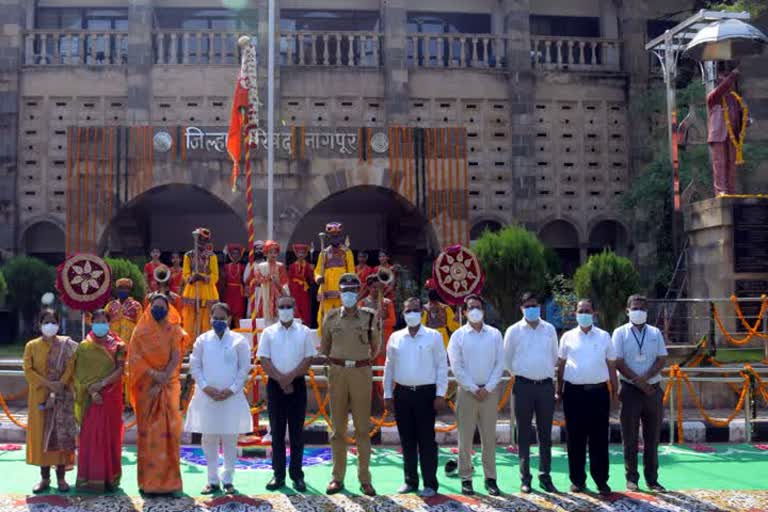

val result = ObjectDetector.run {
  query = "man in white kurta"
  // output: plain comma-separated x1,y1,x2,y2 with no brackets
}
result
185,302,253,495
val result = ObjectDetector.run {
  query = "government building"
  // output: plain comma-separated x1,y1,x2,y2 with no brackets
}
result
1,0,767,277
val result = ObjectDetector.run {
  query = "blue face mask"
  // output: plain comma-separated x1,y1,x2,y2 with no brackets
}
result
212,319,228,335
341,292,358,308
576,313,594,328
151,305,168,322
92,323,110,338
523,306,540,322
117,290,129,300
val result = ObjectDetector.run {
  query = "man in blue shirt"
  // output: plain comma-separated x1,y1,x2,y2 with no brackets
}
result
611,295,668,493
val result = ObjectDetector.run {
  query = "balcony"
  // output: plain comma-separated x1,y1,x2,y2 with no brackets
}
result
279,31,381,67
406,33,508,69
153,30,241,65
24,30,128,66
530,36,622,72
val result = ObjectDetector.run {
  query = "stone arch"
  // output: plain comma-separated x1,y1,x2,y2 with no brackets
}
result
538,218,582,275
470,217,504,241
588,218,630,256
19,217,66,264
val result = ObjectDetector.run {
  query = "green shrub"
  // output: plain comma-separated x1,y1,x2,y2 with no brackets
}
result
1,256,56,333
473,225,548,326
573,250,640,331
104,257,146,300
0,270,7,306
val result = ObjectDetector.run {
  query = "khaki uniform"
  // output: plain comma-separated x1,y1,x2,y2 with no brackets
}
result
321,306,380,485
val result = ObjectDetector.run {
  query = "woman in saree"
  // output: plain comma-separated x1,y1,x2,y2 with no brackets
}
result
128,293,185,495
74,309,126,491
22,309,77,493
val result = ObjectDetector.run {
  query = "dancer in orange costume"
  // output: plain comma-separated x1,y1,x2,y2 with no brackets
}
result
222,243,247,325
288,243,314,326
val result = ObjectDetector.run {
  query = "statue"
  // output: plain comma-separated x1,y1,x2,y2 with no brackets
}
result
707,64,747,195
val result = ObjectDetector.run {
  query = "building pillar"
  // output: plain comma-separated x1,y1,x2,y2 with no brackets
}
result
0,0,25,255
381,0,409,125
127,0,154,124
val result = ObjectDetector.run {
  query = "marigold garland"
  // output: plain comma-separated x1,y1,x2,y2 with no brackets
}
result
722,91,748,165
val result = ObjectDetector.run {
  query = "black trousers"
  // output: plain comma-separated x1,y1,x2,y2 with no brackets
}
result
513,377,555,484
563,382,610,488
393,384,439,490
620,382,663,484
267,376,307,481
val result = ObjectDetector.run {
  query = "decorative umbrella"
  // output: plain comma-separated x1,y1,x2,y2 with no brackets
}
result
685,19,768,61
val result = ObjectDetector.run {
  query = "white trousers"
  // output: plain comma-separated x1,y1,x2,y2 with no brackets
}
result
202,433,238,485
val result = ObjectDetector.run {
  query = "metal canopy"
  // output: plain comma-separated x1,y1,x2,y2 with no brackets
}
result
645,9,750,54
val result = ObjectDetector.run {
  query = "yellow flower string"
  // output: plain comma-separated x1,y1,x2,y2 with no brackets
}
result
722,91,748,165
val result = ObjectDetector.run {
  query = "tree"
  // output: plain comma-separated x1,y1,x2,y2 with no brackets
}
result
573,251,641,332
1,256,56,336
0,270,7,306
473,225,549,327
104,258,147,300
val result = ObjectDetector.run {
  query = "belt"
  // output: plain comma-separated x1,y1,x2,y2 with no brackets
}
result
566,382,607,391
395,383,436,392
328,358,371,368
516,376,553,385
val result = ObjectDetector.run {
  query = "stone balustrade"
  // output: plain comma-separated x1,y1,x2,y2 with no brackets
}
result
279,31,381,67
530,36,621,71
23,30,128,66
154,30,242,65
406,33,508,69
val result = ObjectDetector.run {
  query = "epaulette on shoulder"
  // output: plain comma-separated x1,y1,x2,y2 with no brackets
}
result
359,306,376,316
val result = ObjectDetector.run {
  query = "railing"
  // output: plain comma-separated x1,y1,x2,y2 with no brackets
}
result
153,30,242,65
23,30,128,66
279,31,381,67
530,36,621,71
406,33,507,69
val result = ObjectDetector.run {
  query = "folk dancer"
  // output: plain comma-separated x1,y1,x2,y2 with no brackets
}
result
612,295,667,492
373,249,396,301
169,252,184,295
359,273,396,400
182,228,219,339
222,243,247,324
503,292,559,494
243,240,265,319
105,278,143,347
383,297,447,498
185,303,253,495
556,298,618,496
315,222,354,335
255,240,290,325
143,265,182,314
23,309,77,493
422,279,459,349
321,273,380,496
258,295,317,492
144,248,164,293
288,243,315,326
447,295,504,497
355,251,374,295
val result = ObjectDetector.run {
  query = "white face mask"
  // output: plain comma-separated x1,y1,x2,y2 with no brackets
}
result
467,308,484,324
278,308,294,323
403,311,422,327
341,292,358,308
41,322,59,337
628,309,647,325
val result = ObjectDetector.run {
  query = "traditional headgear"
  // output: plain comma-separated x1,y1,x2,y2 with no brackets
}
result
264,240,280,253
338,272,361,290
193,227,212,242
255,239,265,250
293,243,309,253
116,278,133,288
325,222,343,235
223,243,244,257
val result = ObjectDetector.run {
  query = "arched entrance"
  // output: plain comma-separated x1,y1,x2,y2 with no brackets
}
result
470,219,503,241
21,220,66,264
100,184,248,257
539,219,581,275
588,219,629,256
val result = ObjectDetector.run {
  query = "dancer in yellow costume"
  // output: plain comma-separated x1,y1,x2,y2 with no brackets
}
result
422,279,459,348
182,227,219,340
315,222,354,334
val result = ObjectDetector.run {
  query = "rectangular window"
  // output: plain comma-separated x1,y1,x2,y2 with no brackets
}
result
34,8,128,64
646,20,678,40
154,9,257,30
280,10,380,31
406,11,494,67
530,15,600,37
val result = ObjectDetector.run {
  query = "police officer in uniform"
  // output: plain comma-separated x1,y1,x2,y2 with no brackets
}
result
321,273,380,496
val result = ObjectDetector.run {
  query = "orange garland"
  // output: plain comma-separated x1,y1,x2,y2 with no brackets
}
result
712,295,768,346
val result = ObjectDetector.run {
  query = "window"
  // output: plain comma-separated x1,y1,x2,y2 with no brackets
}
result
530,15,600,37
154,9,257,30
280,10,380,31
406,12,494,67
646,20,678,40
34,8,129,64
36,8,128,30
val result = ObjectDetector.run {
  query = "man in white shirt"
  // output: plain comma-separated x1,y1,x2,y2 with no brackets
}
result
556,298,618,496
612,294,667,493
447,295,504,497
503,292,559,494
383,297,448,498
184,302,253,495
257,295,317,492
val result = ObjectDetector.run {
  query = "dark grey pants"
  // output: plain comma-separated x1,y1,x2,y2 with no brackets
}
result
513,377,555,484
619,382,663,485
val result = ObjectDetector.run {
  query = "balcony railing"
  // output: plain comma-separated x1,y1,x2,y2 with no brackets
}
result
24,30,128,66
406,33,508,69
153,30,241,65
279,31,381,67
530,36,621,71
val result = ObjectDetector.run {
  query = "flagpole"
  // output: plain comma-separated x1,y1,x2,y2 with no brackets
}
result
267,0,275,240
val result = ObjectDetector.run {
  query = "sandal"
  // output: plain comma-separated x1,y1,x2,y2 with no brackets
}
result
57,480,70,493
32,479,51,494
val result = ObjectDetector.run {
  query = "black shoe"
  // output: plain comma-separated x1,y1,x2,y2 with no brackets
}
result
201,483,220,495
540,478,558,493
570,483,586,493
485,479,501,496
293,479,307,492
266,478,285,491
444,459,458,476
626,481,640,492
521,483,532,493
648,482,667,492
223,484,236,495
461,480,474,496
597,484,612,496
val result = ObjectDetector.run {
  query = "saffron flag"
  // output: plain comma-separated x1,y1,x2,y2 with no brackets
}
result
227,36,258,191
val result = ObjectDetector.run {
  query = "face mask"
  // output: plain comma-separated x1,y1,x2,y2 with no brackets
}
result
523,306,540,322
341,292,358,308
117,290,129,300
41,322,59,337
278,308,294,323
628,309,647,325
92,323,109,337
467,308,484,324
212,319,228,335
404,312,422,327
151,305,168,322
576,313,594,328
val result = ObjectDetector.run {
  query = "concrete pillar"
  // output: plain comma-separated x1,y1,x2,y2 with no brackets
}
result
127,0,154,124
501,0,535,224
0,0,24,254
381,0,409,124
599,0,620,67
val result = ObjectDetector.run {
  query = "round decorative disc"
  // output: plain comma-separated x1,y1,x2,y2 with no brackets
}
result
56,254,112,311
432,245,484,306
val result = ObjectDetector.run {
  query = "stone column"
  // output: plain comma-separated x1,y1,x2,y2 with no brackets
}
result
501,0,536,225
0,0,24,254
127,0,154,124
381,0,409,125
